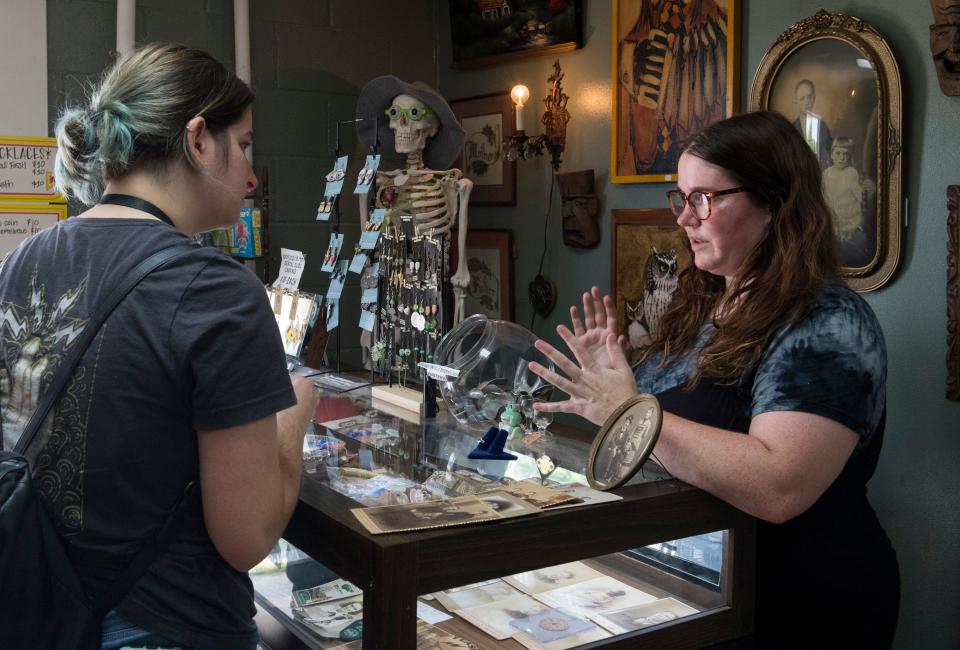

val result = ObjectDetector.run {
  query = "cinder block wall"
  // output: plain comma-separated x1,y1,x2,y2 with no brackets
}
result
252,0,438,365
47,0,439,366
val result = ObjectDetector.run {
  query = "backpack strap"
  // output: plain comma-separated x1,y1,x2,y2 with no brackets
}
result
11,242,199,616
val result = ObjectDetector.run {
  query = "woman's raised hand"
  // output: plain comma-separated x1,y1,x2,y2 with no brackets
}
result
570,286,628,370
528,324,638,427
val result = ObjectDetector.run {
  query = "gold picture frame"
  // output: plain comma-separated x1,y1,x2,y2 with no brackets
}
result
749,10,903,292
611,0,740,184
611,209,693,364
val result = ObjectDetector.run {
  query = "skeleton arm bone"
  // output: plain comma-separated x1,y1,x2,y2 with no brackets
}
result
451,178,473,324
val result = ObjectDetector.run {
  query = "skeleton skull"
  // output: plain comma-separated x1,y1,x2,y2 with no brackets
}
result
388,94,439,154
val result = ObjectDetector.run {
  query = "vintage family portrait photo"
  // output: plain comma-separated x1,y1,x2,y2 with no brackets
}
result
751,10,903,291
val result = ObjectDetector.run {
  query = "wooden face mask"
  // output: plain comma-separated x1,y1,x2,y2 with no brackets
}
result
931,0,960,95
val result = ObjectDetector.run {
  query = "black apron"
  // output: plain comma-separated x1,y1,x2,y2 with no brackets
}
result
657,379,900,648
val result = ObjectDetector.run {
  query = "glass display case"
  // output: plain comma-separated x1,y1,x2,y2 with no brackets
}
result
251,379,755,649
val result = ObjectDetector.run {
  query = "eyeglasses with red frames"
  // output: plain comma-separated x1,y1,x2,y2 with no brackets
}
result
666,186,751,220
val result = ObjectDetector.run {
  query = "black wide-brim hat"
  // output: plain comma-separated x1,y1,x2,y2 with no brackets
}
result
356,75,466,170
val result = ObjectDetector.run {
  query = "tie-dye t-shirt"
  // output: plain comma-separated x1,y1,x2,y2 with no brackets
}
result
635,283,886,445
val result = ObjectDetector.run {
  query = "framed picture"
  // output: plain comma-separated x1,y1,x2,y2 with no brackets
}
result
610,209,692,364
451,229,515,321
948,185,959,401
611,0,740,183
449,0,583,69
450,93,517,205
587,394,662,491
749,10,903,292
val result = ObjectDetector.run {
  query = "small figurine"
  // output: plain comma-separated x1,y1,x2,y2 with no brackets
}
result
500,402,524,440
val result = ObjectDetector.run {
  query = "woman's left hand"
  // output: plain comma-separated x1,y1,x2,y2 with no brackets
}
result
528,325,638,426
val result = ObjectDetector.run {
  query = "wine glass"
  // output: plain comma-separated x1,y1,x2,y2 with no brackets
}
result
533,405,554,441
518,394,536,434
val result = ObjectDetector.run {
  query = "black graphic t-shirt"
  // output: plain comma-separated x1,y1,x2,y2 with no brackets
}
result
0,217,296,649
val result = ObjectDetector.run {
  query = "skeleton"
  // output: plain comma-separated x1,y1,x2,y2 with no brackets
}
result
360,94,473,324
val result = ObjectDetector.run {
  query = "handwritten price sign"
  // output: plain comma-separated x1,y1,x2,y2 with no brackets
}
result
273,248,306,291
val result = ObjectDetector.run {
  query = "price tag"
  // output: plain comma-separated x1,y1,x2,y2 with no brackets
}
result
418,362,460,382
273,247,305,291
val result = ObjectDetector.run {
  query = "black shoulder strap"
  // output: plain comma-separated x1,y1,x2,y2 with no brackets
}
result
11,242,199,616
14,243,196,455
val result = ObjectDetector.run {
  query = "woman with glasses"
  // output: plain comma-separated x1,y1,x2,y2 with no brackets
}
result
529,111,899,647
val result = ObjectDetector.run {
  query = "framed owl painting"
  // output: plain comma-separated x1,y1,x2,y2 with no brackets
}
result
611,209,693,364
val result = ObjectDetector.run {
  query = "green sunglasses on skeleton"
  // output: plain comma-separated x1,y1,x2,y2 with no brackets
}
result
384,104,433,121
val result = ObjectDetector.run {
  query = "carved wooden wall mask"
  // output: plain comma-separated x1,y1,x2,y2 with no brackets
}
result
930,0,960,95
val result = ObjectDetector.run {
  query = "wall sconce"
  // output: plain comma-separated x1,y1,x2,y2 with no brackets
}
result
505,59,570,172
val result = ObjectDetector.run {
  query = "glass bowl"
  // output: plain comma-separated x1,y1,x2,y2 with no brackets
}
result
432,315,554,426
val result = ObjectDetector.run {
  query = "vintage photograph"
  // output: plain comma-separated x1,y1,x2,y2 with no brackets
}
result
477,490,544,517
503,561,604,595
588,396,663,490
293,595,364,639
413,620,480,650
535,576,657,623
451,229,515,320
510,608,609,648
351,495,501,535
611,209,692,363
613,0,740,182
767,40,879,270
433,579,523,612
492,479,579,509
449,0,582,68
751,10,903,290
590,596,699,634
450,92,517,205
454,593,551,640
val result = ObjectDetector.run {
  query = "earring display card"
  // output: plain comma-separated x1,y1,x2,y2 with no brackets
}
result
359,208,386,250
324,155,349,197
315,195,336,222
354,153,381,194
327,300,340,331
348,251,368,274
359,304,376,332
321,232,344,273
326,260,349,301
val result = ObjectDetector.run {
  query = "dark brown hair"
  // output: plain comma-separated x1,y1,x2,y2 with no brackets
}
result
639,111,841,385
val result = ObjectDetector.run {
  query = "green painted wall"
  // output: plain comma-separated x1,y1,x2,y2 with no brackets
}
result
439,1,960,648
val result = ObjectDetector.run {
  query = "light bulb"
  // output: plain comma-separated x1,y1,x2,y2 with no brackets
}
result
510,84,530,108
511,84,530,132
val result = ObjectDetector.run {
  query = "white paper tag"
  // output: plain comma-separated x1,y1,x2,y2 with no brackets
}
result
273,248,305,290
418,362,460,381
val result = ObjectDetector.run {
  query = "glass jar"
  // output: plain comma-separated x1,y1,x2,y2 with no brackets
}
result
432,314,554,426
